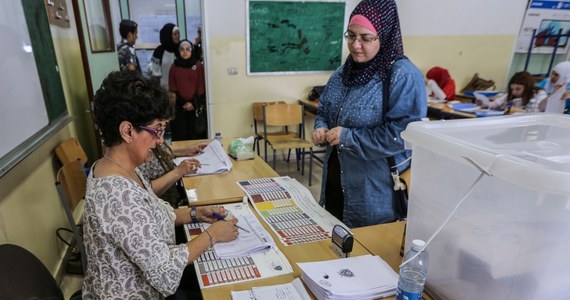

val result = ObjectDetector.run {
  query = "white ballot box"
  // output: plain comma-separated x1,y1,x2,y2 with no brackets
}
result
401,114,570,300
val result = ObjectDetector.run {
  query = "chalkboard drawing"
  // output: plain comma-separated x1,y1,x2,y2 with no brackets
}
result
248,1,345,74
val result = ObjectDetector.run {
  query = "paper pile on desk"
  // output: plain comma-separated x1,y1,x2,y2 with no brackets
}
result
174,139,232,176
298,255,398,300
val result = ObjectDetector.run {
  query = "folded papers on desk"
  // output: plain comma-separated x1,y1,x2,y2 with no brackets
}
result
230,278,311,300
174,139,232,176
298,254,398,300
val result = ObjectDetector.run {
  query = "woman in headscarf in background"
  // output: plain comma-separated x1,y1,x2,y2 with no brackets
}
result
149,23,180,89
169,39,206,141
311,0,426,228
538,61,570,113
426,66,456,101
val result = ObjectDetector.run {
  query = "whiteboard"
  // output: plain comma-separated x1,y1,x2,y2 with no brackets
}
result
0,3,49,160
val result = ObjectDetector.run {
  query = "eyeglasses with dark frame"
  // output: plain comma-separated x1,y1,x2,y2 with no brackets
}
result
343,31,379,45
138,125,165,139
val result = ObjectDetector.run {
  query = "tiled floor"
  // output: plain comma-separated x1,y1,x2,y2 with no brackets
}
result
59,154,324,297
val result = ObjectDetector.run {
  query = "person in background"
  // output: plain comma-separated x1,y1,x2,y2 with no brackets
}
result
149,23,181,89
193,25,203,62
84,70,238,299
311,0,426,228
537,61,570,114
117,20,141,73
425,66,456,101
477,71,546,112
139,142,207,208
169,40,207,141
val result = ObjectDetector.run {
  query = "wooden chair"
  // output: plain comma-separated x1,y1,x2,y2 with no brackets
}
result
55,159,87,274
54,137,88,167
252,101,296,158
262,103,314,186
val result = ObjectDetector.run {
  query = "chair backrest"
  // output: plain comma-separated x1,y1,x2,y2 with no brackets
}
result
252,101,287,122
0,244,64,300
55,138,88,167
263,103,304,127
56,160,87,212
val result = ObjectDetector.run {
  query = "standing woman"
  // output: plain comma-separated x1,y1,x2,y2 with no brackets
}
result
149,23,180,88
169,39,207,141
83,71,238,298
312,0,426,228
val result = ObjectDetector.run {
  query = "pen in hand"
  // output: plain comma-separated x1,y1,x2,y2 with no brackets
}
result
212,212,250,233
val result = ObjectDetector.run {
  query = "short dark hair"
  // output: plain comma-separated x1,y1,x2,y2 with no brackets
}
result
119,19,138,39
93,71,173,147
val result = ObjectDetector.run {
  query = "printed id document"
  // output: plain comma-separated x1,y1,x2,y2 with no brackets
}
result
173,139,232,176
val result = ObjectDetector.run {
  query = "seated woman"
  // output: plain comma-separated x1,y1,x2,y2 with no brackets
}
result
537,61,570,114
83,70,239,298
477,71,546,112
139,142,207,208
426,66,456,101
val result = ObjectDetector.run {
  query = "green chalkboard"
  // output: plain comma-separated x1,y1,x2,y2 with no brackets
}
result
248,1,345,74
22,0,67,121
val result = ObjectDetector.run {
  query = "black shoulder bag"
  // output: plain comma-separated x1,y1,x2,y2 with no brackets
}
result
382,63,409,221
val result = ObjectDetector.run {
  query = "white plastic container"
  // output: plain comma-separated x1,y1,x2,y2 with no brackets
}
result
401,114,570,300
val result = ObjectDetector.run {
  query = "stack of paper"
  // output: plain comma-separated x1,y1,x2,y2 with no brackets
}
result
211,214,275,259
298,255,398,300
174,139,232,176
231,278,311,300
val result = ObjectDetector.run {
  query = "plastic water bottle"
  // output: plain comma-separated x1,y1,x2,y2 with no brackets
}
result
525,99,538,113
214,132,223,147
396,239,428,300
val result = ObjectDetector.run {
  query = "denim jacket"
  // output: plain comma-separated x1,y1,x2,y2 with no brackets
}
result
315,58,427,227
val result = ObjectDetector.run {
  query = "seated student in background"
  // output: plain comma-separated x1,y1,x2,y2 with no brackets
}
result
139,142,207,208
537,61,570,114
476,71,546,112
84,71,238,299
425,66,456,101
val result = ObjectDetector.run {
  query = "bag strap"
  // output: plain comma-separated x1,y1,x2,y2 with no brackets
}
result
382,60,407,192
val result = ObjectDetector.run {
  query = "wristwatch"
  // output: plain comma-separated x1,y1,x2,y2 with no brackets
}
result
190,206,198,223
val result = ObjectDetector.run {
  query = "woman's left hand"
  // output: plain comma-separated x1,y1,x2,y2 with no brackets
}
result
325,126,343,146
183,102,195,111
197,206,228,223
187,143,207,156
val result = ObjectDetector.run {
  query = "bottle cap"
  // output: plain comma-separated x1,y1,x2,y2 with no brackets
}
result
411,239,426,251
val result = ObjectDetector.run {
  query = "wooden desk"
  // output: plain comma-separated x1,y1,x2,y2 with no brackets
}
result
352,222,406,272
201,230,373,299
427,102,476,120
353,222,434,300
173,140,279,205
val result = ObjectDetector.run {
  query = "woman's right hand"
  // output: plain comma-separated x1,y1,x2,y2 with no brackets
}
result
175,158,201,176
207,218,239,243
312,128,328,146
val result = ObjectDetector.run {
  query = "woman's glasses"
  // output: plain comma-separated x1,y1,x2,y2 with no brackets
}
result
343,31,379,45
138,126,165,139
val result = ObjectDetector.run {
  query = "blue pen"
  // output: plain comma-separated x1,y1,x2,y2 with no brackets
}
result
212,212,250,233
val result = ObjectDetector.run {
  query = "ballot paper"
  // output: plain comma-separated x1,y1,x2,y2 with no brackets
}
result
173,139,232,176
189,203,275,259
231,278,311,300
298,255,398,300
